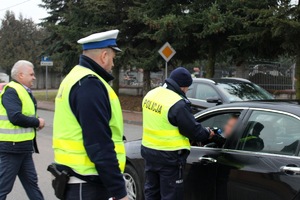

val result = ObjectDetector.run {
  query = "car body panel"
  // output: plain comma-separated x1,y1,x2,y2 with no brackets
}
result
224,150,300,200
125,140,145,187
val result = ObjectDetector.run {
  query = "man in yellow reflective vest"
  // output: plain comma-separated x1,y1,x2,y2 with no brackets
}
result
52,30,128,200
0,60,45,200
142,67,214,200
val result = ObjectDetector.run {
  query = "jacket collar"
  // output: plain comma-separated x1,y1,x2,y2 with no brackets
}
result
79,55,114,82
12,80,31,92
165,78,188,100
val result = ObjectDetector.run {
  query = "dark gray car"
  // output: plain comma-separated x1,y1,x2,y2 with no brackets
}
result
186,78,274,112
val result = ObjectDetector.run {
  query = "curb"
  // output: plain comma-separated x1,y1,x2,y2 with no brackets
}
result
37,107,142,113
38,107,54,112
122,109,142,114
37,106,142,126
124,120,142,126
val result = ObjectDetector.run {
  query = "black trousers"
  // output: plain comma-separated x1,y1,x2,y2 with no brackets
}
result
0,152,44,200
65,182,111,200
144,160,184,200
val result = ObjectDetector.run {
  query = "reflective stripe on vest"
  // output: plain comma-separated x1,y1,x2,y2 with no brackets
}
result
0,128,34,134
240,136,258,143
0,81,36,142
0,115,35,134
0,115,34,120
53,66,125,175
142,87,191,151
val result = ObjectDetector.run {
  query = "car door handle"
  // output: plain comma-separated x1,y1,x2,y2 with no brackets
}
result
280,166,300,174
198,157,217,163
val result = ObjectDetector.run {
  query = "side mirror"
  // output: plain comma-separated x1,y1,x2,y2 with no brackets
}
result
206,97,223,105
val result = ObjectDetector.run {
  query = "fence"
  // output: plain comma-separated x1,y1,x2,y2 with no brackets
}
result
118,69,164,95
248,64,295,91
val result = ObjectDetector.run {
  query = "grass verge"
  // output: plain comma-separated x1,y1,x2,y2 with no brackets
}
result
33,90,57,102
33,90,142,112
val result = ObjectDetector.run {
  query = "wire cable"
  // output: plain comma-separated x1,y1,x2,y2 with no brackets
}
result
0,0,31,12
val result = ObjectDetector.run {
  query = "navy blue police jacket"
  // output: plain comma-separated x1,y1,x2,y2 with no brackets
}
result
141,78,210,166
63,55,126,199
0,81,39,153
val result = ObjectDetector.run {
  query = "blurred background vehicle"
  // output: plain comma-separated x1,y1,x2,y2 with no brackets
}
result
0,83,7,93
186,78,274,113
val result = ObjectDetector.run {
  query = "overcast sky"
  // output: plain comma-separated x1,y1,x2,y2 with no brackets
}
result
0,0,48,23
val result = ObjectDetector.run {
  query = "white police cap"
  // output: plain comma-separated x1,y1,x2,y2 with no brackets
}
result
77,29,121,52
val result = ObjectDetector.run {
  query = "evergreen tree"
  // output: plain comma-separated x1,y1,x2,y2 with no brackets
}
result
0,11,46,75
186,0,239,77
40,0,300,95
40,0,133,93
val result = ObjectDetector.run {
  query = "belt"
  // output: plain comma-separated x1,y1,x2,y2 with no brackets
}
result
68,176,87,184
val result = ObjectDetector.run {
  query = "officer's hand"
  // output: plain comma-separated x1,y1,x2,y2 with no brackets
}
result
209,129,215,139
38,118,45,130
119,196,129,200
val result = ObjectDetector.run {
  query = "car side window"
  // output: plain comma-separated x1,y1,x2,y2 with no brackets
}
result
237,110,300,156
186,83,195,98
200,113,237,128
198,112,241,146
194,83,219,101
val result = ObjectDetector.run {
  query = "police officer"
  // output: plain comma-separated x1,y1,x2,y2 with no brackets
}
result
0,60,45,200
52,30,128,200
141,67,214,200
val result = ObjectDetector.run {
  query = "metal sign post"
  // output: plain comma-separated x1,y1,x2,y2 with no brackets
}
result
165,61,168,80
158,42,176,79
40,56,53,100
45,65,48,100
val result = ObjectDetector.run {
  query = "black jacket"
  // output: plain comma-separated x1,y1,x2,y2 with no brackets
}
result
0,81,39,153
141,78,210,165
64,55,126,199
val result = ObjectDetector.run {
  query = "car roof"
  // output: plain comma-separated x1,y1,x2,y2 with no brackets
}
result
193,77,251,84
201,101,300,116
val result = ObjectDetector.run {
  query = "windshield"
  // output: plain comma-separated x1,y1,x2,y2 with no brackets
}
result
216,82,274,102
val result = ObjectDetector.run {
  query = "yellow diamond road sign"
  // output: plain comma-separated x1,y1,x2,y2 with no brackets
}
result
158,42,176,62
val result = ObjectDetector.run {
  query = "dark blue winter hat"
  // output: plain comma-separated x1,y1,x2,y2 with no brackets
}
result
169,67,193,87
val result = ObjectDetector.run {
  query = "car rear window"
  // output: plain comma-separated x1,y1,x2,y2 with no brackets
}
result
216,82,273,101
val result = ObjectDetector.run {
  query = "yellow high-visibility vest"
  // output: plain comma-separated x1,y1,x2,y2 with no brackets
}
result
142,87,190,151
0,81,36,142
53,65,125,175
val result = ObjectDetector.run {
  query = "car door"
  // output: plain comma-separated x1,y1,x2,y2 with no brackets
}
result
184,108,248,200
222,109,300,200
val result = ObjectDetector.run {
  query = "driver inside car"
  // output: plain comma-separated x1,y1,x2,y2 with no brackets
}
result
206,114,239,148
203,115,265,152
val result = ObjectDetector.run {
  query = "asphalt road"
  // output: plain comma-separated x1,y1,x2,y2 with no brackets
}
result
7,110,143,200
